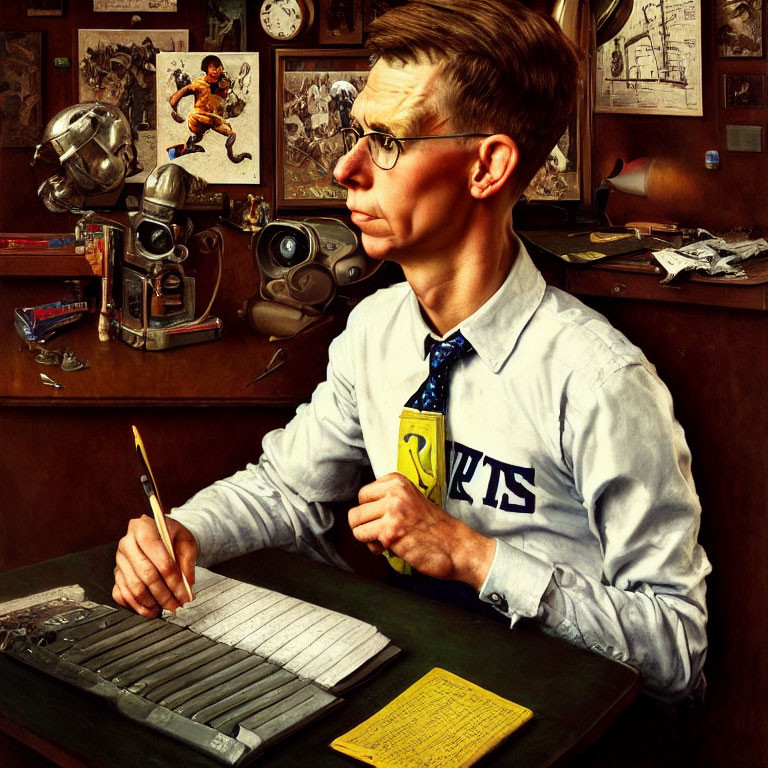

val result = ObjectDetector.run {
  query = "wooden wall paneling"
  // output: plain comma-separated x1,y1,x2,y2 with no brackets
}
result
592,0,768,234
0,404,295,573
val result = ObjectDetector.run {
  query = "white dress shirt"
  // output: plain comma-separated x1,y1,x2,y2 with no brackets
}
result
172,240,710,701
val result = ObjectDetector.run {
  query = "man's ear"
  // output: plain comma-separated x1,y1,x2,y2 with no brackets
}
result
469,135,519,199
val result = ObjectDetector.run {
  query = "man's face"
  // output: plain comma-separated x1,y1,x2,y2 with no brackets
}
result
333,59,476,264
207,61,223,79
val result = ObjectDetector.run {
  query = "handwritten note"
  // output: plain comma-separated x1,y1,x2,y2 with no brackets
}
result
330,667,533,768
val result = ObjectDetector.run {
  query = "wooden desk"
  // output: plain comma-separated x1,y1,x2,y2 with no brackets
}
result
0,544,640,768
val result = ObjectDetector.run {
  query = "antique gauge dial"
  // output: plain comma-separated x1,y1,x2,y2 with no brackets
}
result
259,0,315,41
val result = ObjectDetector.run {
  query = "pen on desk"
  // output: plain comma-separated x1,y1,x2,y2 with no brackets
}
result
132,425,194,603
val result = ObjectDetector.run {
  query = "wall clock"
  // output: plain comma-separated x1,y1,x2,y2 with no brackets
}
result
259,0,315,41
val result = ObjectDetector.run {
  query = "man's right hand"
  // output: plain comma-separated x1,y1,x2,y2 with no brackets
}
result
113,514,199,618
171,110,185,124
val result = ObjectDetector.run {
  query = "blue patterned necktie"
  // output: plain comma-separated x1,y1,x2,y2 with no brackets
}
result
389,331,475,575
405,331,476,414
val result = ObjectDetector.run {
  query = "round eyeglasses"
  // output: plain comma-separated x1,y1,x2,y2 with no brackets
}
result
339,126,493,171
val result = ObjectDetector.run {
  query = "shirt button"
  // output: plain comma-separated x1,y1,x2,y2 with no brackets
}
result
490,593,502,602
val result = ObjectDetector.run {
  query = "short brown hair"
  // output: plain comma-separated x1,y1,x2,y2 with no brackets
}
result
366,0,580,189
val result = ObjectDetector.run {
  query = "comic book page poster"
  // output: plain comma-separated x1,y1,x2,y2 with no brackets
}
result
156,51,259,184
78,29,188,182
0,31,42,148
595,0,702,115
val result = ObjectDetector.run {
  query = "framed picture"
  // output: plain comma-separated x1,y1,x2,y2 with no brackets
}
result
723,74,765,108
0,31,43,148
24,0,63,15
204,0,247,51
78,30,188,183
716,0,763,57
276,48,370,208
318,0,364,45
595,0,703,115
94,0,177,10
156,51,260,185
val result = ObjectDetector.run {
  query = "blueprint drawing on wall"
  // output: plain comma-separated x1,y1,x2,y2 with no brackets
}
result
596,0,702,115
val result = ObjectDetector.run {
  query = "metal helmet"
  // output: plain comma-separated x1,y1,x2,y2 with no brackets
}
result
141,163,202,221
33,102,139,211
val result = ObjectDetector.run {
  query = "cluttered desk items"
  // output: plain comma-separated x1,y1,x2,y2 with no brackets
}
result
520,228,672,265
0,569,400,765
522,228,768,284
650,236,768,283
331,667,533,768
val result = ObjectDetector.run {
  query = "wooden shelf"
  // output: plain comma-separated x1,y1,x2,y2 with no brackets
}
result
0,252,94,277
0,231,94,277
2,276,340,407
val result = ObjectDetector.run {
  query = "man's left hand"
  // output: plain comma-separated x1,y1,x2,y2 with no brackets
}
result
348,472,496,590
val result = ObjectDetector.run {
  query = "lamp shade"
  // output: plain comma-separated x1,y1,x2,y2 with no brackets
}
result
603,157,654,197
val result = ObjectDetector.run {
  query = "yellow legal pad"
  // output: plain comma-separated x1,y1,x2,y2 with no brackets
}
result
330,667,533,768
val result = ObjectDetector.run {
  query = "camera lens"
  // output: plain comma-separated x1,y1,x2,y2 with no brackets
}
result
269,229,310,268
280,235,298,262
137,220,173,257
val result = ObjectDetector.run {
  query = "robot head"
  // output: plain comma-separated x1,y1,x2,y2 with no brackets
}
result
33,102,139,212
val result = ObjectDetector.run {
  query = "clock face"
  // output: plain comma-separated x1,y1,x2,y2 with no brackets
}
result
260,0,310,40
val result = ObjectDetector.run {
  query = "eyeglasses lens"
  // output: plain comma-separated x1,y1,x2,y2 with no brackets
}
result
369,134,398,170
340,128,399,170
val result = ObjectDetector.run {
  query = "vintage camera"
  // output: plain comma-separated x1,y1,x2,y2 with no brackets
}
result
114,164,223,350
242,218,376,339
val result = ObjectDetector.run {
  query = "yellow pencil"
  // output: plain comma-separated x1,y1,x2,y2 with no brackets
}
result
132,425,194,603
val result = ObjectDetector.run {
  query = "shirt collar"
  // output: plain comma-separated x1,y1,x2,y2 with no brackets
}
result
406,235,546,373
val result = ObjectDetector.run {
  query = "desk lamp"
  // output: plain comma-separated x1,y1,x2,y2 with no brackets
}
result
595,157,679,235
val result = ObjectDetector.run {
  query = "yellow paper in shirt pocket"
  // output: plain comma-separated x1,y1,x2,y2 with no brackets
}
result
397,408,446,507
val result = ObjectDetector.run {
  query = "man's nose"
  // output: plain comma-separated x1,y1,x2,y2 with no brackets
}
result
333,137,369,189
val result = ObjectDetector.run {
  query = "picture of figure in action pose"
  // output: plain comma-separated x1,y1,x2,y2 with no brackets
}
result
168,54,251,164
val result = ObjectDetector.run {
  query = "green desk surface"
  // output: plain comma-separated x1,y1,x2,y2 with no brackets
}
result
0,545,639,768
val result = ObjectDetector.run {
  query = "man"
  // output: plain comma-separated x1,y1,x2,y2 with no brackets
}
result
114,0,709,703
168,54,251,163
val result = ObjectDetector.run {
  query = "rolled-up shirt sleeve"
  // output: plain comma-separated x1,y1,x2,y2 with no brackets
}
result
480,362,710,702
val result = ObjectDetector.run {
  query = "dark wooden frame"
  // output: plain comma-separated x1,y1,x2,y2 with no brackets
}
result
317,0,364,45
723,73,765,109
275,48,370,210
